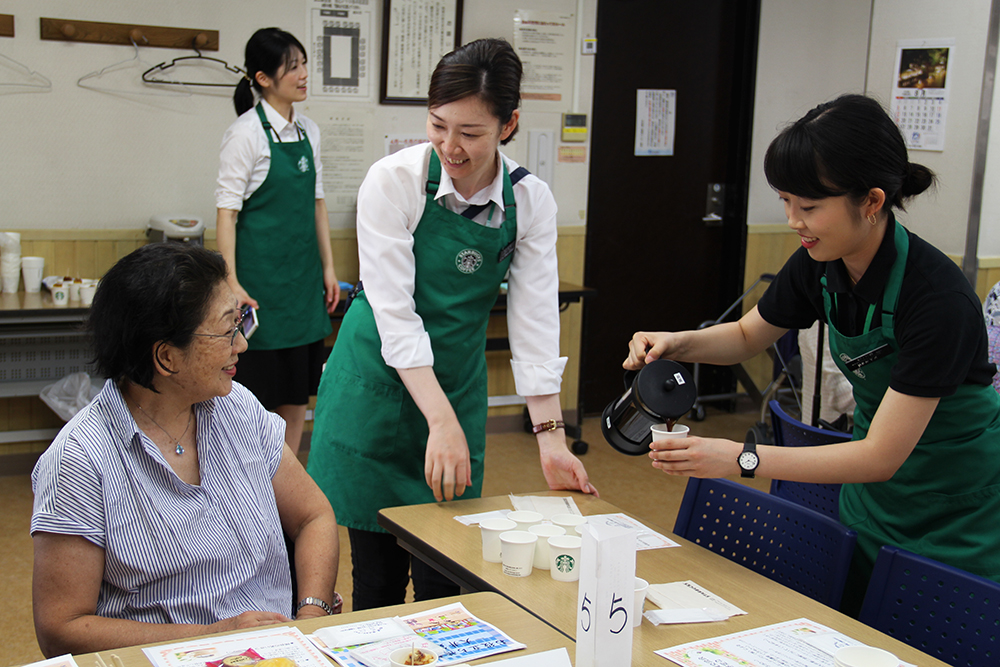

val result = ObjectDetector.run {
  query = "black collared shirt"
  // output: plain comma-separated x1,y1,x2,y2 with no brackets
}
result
757,216,995,398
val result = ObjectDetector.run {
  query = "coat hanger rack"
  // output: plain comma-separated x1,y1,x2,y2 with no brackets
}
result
40,18,218,51
1,15,14,38
142,40,245,88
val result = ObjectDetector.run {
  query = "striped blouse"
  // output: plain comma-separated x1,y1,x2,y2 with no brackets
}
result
31,380,293,623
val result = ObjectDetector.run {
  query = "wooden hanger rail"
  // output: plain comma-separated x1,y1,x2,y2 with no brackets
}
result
40,18,218,51
1,15,14,38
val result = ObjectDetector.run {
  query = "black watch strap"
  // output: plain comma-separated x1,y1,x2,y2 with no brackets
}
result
738,434,759,479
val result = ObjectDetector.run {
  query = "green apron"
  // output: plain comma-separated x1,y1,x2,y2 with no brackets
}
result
235,104,331,350
308,151,518,532
826,221,1000,582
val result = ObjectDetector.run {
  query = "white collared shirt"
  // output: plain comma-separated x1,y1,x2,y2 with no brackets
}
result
215,99,324,212
357,142,566,397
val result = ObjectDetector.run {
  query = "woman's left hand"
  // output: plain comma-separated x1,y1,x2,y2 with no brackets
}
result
538,436,599,497
324,266,341,314
648,435,741,478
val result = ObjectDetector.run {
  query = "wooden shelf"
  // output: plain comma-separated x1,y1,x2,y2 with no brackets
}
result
40,18,218,51
0,14,13,38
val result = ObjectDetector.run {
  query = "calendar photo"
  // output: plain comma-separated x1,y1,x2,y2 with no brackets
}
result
890,38,954,151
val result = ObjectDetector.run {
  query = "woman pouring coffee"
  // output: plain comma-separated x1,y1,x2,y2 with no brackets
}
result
308,38,596,611
625,94,1000,610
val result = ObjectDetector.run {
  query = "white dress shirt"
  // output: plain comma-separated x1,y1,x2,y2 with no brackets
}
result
357,142,566,397
215,99,324,212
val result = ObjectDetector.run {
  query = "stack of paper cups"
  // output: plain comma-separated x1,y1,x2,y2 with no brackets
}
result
0,232,21,293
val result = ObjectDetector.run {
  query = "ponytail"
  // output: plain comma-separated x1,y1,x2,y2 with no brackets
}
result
233,76,255,116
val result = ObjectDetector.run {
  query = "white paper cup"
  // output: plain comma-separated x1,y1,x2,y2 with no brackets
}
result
388,646,439,666
833,646,899,667
633,577,649,626
528,524,566,570
507,510,543,532
548,534,582,582
551,513,588,532
480,518,517,563
79,283,97,306
51,283,68,306
651,423,690,440
499,530,537,577
20,256,44,293
1,266,20,293
69,280,82,301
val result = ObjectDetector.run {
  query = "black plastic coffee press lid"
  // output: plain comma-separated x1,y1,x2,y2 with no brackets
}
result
601,359,697,456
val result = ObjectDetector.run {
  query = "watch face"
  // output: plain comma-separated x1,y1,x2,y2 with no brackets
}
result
739,451,759,470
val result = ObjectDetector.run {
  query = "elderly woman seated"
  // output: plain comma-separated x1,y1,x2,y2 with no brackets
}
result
31,244,340,657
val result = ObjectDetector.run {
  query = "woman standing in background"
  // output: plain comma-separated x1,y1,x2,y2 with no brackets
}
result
215,27,339,453
308,38,596,611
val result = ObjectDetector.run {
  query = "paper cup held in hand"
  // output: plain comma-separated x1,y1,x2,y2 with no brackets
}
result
479,518,517,563
388,646,439,666
632,577,649,627
528,524,565,570
499,530,537,577
833,646,899,667
548,534,582,582
651,423,690,440
506,510,543,532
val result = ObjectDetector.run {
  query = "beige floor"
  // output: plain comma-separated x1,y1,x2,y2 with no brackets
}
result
0,407,760,667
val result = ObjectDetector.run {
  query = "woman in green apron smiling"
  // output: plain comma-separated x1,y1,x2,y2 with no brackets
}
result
308,39,596,611
624,95,1000,611
216,28,340,455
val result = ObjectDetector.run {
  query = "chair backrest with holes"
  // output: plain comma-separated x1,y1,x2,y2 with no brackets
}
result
674,477,857,609
768,400,851,519
859,545,1000,667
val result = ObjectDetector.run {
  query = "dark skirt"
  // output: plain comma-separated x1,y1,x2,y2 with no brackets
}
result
236,338,329,409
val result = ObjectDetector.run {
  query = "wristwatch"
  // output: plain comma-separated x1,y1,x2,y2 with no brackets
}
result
296,592,343,617
737,434,759,479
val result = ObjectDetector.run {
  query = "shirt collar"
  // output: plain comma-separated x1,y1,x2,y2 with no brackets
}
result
434,150,507,212
98,379,215,452
824,213,898,301
260,99,298,136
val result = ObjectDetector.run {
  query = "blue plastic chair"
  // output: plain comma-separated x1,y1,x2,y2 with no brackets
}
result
859,545,1000,667
674,477,857,609
768,400,851,520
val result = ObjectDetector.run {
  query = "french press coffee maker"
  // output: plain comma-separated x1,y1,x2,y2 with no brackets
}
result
601,359,697,456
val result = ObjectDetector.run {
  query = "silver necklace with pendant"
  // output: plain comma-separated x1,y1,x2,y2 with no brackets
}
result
135,402,193,455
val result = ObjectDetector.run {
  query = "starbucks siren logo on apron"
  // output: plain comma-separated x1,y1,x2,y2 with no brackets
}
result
297,156,310,173
456,248,483,274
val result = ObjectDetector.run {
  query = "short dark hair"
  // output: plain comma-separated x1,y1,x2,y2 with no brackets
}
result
427,38,522,145
233,27,307,116
88,244,228,390
764,94,935,211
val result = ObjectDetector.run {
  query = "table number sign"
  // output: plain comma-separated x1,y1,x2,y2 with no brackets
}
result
575,523,637,667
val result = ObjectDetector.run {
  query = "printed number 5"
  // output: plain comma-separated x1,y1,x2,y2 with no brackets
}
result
609,593,628,634
580,594,592,632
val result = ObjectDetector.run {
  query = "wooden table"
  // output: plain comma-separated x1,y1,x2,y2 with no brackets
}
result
75,592,573,667
379,492,951,666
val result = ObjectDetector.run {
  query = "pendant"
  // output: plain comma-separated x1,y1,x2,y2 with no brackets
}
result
175,443,185,456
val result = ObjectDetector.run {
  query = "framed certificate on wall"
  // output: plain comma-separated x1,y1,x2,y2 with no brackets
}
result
380,0,463,104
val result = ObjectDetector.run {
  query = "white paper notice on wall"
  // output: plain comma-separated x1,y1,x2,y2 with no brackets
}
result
890,38,954,151
635,89,676,156
575,522,637,667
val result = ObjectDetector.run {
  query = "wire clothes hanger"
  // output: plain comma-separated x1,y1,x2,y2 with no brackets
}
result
142,39,246,88
0,51,52,92
77,38,190,96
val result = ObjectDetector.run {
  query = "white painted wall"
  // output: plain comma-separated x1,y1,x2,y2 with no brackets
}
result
749,0,995,261
747,0,872,227
0,0,595,231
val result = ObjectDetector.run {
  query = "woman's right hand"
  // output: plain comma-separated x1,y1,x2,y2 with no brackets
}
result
207,611,289,634
625,331,681,370
424,417,472,502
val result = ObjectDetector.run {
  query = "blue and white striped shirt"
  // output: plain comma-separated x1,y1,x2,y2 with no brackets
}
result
31,380,293,623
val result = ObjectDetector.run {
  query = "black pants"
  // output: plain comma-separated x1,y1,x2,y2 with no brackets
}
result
348,528,460,611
